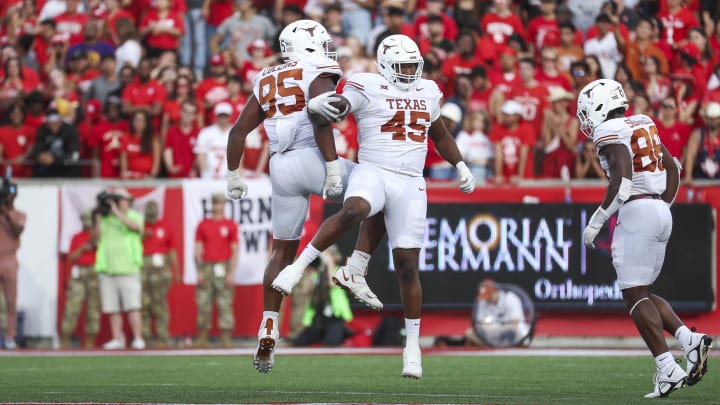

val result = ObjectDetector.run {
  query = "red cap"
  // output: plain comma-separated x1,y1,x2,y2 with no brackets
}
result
246,38,270,56
499,46,516,57
209,54,225,65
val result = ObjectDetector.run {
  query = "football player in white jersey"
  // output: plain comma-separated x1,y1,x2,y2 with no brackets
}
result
225,19,387,373
272,34,476,379
578,79,712,398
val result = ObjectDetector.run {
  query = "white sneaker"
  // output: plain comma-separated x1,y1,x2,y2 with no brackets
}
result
102,339,125,350
401,345,422,379
684,329,713,386
271,262,305,295
644,361,687,398
332,266,383,311
253,318,279,373
130,338,146,350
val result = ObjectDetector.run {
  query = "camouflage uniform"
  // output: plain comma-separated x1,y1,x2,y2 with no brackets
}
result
141,256,172,343
196,261,235,333
60,265,101,340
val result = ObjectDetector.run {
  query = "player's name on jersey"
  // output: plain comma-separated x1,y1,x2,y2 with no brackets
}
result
260,60,299,75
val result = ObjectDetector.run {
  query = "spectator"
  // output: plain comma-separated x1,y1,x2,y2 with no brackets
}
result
536,47,572,91
85,54,121,108
161,75,200,139
238,40,274,94
575,140,606,179
54,0,90,46
0,104,35,178
488,47,520,117
658,0,700,46
224,75,246,122
643,56,672,111
90,96,128,178
629,93,653,117
195,102,233,179
464,279,530,347
414,0,458,45
619,18,669,82
120,110,161,179
193,193,238,348
655,96,691,162
93,187,145,350
292,249,353,347
338,0,375,47
614,63,634,89
446,74,471,124
103,0,136,45
164,100,200,178
321,4,347,47
584,54,604,81
66,49,100,97
455,109,494,183
0,57,32,103
141,200,179,349
468,66,493,113
684,102,720,184
426,102,463,180
584,13,622,80
180,0,207,80
418,14,455,62
491,100,534,185
0,178,24,350
31,108,81,177
114,17,142,72
687,27,715,84
481,0,526,46
211,0,275,63
670,72,700,125
570,61,592,93
59,210,100,349
540,87,578,179
204,0,235,62
139,0,185,60
66,21,115,67
34,19,61,77
441,31,485,98
556,22,584,76
23,91,46,133
369,5,414,59
121,59,166,129
195,54,229,123
528,0,559,54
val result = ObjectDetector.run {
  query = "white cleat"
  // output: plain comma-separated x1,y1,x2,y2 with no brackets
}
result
685,329,713,386
272,263,305,295
332,266,383,311
253,318,278,373
401,345,422,379
644,361,687,398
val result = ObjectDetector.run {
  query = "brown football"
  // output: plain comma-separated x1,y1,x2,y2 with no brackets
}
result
309,94,351,125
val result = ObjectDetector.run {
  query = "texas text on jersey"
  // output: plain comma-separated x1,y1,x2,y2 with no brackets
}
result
252,59,342,155
592,113,667,196
342,72,443,177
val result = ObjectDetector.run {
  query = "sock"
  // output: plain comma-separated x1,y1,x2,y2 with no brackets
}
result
405,318,421,347
655,352,675,371
674,325,692,349
347,250,371,276
295,244,322,269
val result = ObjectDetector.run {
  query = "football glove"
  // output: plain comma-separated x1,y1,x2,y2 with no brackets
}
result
226,168,248,200
456,162,476,193
583,207,609,249
322,159,343,199
308,91,349,123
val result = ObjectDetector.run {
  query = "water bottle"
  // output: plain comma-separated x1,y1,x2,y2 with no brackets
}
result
560,165,572,203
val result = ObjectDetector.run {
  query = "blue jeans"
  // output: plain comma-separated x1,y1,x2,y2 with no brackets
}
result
181,9,207,72
205,24,219,61
342,8,372,47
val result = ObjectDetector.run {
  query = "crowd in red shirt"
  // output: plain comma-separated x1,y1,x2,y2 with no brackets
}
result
0,0,718,184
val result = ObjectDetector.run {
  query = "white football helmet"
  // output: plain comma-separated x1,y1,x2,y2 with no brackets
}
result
577,79,629,138
376,34,424,91
279,19,336,62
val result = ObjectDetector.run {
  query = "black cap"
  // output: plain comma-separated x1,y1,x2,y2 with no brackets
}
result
70,48,88,60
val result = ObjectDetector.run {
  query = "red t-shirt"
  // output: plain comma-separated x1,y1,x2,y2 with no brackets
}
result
143,219,175,255
657,120,691,159
507,83,549,142
658,8,699,45
333,122,358,162
54,12,89,46
488,69,520,96
164,124,199,178
414,14,457,43
90,120,128,178
140,10,185,50
121,133,155,178
441,54,486,97
122,79,167,110
67,69,101,94
528,16,559,50
24,112,44,134
207,0,234,26
469,86,493,114
489,122,535,178
535,70,572,91
241,124,269,173
195,218,238,262
224,94,247,123
69,230,96,267
0,124,35,177
481,12,527,44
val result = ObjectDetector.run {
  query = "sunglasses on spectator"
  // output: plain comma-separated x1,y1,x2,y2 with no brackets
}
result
661,103,676,109
572,70,586,77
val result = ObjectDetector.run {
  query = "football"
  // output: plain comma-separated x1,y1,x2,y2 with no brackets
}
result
308,94,351,125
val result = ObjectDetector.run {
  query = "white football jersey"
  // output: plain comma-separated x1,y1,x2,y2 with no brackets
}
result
253,58,342,155
342,73,443,176
194,124,231,179
592,114,666,195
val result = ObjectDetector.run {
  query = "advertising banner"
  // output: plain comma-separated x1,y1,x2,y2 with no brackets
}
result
330,203,715,311
182,177,272,285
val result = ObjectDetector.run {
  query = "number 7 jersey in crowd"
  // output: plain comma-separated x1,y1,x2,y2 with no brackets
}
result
342,73,443,177
592,113,667,195
253,59,342,155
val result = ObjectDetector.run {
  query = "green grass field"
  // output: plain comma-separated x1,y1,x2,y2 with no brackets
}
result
0,353,717,404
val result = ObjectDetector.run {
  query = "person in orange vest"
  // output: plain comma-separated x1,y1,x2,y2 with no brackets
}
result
141,200,179,348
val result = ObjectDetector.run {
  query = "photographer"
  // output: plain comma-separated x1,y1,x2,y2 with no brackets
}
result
93,187,145,350
0,178,25,349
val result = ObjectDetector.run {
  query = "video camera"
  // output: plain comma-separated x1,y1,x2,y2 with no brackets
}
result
95,191,122,216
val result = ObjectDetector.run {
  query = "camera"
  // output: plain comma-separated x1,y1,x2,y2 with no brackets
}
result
0,177,17,206
95,191,121,216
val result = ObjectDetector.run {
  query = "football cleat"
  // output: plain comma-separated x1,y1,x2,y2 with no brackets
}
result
401,345,422,379
253,318,278,373
332,266,383,311
685,328,713,386
644,361,687,398
271,262,305,296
